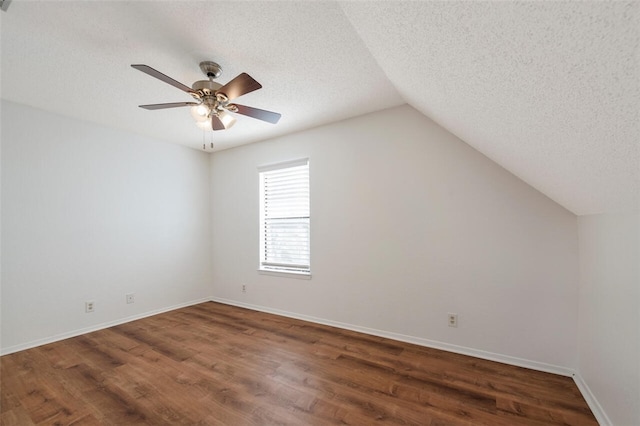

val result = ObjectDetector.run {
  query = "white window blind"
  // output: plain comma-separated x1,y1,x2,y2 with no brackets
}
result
259,159,310,274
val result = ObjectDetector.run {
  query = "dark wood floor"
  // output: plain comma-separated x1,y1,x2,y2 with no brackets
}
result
1,302,597,425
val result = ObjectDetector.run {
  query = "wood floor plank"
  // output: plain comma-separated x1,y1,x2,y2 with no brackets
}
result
0,406,37,426
1,302,597,425
64,361,159,425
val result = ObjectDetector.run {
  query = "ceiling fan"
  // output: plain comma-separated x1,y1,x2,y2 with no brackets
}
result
131,61,281,131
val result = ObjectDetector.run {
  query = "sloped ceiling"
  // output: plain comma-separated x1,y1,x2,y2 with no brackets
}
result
1,1,638,215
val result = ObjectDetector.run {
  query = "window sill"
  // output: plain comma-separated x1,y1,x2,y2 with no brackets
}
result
258,269,312,280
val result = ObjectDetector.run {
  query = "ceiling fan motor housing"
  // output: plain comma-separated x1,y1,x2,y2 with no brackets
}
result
192,79,222,95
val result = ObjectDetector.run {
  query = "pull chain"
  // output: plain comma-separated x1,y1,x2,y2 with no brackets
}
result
201,130,214,151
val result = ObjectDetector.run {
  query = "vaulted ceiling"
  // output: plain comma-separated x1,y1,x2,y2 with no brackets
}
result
1,1,638,216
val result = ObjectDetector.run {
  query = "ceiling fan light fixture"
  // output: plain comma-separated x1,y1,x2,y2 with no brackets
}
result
218,110,236,129
190,105,210,122
195,120,211,130
196,104,208,116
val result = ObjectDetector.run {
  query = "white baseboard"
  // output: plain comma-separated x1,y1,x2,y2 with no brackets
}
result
572,372,611,426
210,297,575,377
0,297,212,356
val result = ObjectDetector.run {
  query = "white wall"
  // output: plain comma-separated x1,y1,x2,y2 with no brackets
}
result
210,105,579,371
578,212,640,425
1,101,212,354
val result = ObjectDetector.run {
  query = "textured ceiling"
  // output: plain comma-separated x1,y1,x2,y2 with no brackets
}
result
340,1,639,216
1,1,638,215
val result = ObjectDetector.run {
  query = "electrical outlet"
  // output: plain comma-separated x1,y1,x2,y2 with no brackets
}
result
242,284,246,293
85,301,95,313
448,313,458,328
126,293,135,304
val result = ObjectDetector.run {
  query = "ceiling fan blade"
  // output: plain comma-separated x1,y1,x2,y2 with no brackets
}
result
211,114,226,131
229,104,281,124
139,102,199,110
131,64,195,94
217,73,262,101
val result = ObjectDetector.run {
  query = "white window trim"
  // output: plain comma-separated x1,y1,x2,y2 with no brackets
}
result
257,158,309,173
258,158,311,278
257,269,312,279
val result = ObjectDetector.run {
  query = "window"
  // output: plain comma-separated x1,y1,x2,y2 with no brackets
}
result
259,159,310,275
